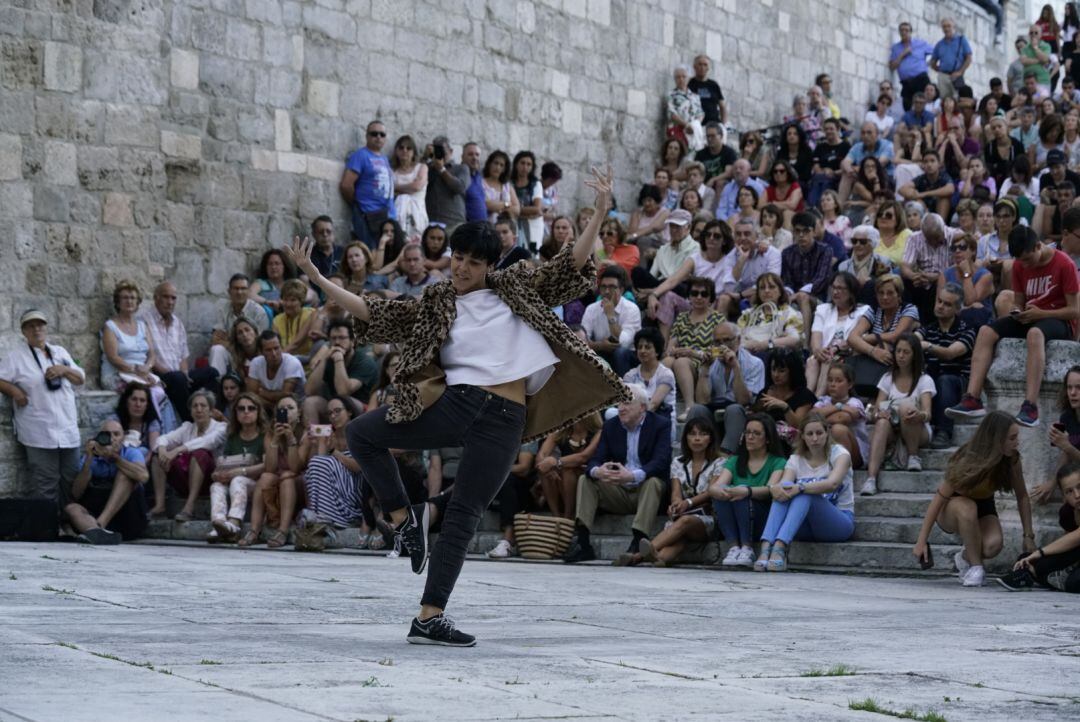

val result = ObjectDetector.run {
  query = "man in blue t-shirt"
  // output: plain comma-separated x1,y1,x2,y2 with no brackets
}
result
341,120,396,248
930,18,972,99
889,21,934,111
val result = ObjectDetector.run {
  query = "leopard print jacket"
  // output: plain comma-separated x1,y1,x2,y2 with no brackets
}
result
354,244,632,442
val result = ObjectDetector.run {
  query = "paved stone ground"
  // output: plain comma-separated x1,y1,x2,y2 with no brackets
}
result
1,542,1078,722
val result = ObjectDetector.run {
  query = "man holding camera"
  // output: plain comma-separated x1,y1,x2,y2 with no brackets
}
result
63,419,150,544
424,135,471,233
0,310,84,506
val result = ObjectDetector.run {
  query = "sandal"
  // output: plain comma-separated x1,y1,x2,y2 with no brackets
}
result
753,543,772,572
767,547,788,572
237,529,260,547
266,529,288,549
174,510,193,523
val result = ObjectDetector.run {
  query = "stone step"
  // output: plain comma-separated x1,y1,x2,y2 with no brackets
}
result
855,470,943,493
851,516,951,544
785,540,963,571
854,492,931,518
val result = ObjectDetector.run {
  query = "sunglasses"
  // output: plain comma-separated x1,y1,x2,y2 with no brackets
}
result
428,222,447,229
879,212,895,220
705,231,724,239
951,244,969,252
367,131,386,138
601,229,618,237
236,405,258,412
852,237,871,245
772,168,788,175
688,289,710,298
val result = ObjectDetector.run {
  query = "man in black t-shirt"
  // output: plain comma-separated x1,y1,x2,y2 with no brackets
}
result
696,122,738,191
918,284,975,448
807,118,851,206
688,54,726,124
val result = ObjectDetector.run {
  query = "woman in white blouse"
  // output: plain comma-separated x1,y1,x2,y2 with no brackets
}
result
149,390,227,521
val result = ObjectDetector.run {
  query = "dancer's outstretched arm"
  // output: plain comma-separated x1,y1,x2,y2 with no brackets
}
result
572,166,614,271
284,236,370,323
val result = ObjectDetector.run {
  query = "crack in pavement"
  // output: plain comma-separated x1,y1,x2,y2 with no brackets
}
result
903,671,1080,703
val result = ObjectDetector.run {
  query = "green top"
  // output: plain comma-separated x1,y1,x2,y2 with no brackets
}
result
1022,41,1052,85
321,345,379,401
224,432,265,460
722,454,787,487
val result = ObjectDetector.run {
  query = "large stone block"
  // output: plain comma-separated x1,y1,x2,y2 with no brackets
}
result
199,53,254,101
306,78,339,117
42,140,78,186
274,108,291,151
225,19,262,61
161,130,202,160
33,185,70,222
302,4,356,42
0,133,20,181
103,103,160,147
43,41,82,93
102,191,134,226
170,48,199,89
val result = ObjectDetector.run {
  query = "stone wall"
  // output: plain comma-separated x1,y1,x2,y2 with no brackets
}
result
0,0,1016,378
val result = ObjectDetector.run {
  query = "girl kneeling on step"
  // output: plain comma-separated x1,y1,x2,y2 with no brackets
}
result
756,413,855,572
912,410,1034,587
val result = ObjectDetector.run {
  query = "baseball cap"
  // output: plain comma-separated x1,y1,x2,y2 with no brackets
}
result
1047,149,1067,166
19,309,47,327
665,209,692,226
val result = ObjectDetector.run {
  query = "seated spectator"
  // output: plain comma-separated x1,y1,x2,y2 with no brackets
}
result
696,121,738,190
150,390,227,522
627,184,671,262
865,93,896,139
371,218,408,278
846,274,920,396
953,199,981,237
208,274,270,377
756,413,855,571
976,198,1018,307
307,215,344,281
761,159,804,226
217,372,243,422
619,410,723,567
807,118,852,207
652,167,680,211
904,199,927,231
813,362,869,468
207,393,267,543
304,274,351,350
659,138,688,187
912,411,1033,587
1034,180,1078,246
684,161,717,213
140,281,209,424
901,212,961,320
575,206,596,236
847,156,890,215
301,396,365,527
246,331,306,411
485,442,540,558
937,117,981,182
737,131,771,180
391,135,429,241
481,149,520,224
780,110,818,172
389,243,441,297
209,318,261,383
899,150,955,218
737,273,804,361
839,122,895,204
948,226,1080,427
679,186,705,216
806,272,867,395
100,280,176,431
272,279,318,361
539,215,576,263
984,116,1026,187
663,277,724,420
706,323,766,454
563,384,673,563
624,328,676,436
999,154,1039,208
819,190,851,247
242,395,307,548
535,413,603,520
918,284,976,449
1002,462,1080,592
581,265,641,377
339,242,379,297
716,158,767,221
644,219,733,337
956,159,997,204
862,333,935,495
251,249,305,319
635,209,699,291
838,225,892,304
63,419,149,545
303,320,377,425
598,218,641,275
974,199,996,238
709,413,786,567
722,217,782,307
782,211,835,334
760,204,792,250
367,350,400,410
420,223,451,274
111,383,161,503
751,347,817,446
900,92,935,138
726,185,760,228
939,234,994,326
0,309,85,504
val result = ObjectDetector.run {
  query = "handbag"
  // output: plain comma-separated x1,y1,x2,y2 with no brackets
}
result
513,513,575,560
294,522,330,552
740,301,783,346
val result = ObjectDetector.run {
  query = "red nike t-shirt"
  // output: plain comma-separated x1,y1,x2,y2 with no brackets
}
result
1012,248,1080,336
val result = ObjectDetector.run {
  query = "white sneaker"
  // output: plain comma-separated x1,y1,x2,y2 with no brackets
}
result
487,539,515,559
961,565,985,587
907,455,922,472
954,548,971,576
859,477,877,496
720,545,742,566
734,546,756,568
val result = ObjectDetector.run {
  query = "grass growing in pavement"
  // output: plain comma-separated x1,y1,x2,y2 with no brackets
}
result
360,676,388,688
41,585,73,594
848,698,947,721
199,659,222,665
802,664,857,677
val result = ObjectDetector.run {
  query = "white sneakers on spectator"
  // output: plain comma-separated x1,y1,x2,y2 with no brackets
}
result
720,545,754,568
487,539,515,559
859,477,877,496
954,548,970,575
961,565,985,587
907,455,922,472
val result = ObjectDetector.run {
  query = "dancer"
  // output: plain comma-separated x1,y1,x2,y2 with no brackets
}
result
286,168,628,647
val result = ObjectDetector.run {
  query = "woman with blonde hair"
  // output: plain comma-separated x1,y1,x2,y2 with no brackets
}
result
272,279,318,360
872,199,911,268
391,134,429,241
913,411,1034,587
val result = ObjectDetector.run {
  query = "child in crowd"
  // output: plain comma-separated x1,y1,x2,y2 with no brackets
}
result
1033,365,1080,503
912,411,1034,587
756,413,855,572
813,362,868,469
709,413,787,568
1000,462,1080,593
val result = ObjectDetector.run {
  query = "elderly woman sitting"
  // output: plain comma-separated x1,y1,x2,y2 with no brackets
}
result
844,274,921,396
837,225,893,306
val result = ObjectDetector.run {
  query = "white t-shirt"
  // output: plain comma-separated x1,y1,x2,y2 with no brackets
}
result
877,372,936,437
248,354,306,392
812,303,867,349
814,395,869,461
784,445,854,513
521,181,545,248
441,289,559,395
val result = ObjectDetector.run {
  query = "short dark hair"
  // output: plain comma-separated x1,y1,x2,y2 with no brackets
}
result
258,329,281,351
1063,206,1080,232
922,148,940,161
599,264,628,290
637,184,663,205
823,117,841,130
494,213,518,234
326,319,354,339
769,346,807,391
448,222,501,265
1007,225,1040,258
687,274,716,302
229,273,250,287
311,215,333,233
1058,181,1077,196
633,327,665,358
540,161,562,181
792,211,816,229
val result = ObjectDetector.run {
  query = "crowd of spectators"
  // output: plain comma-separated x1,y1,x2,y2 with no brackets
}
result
3,11,1080,592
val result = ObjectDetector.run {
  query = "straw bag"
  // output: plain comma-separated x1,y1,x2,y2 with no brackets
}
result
513,513,575,560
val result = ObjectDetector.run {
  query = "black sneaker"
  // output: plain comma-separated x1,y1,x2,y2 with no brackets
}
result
928,430,953,449
996,568,1035,591
562,538,596,563
76,527,120,545
407,614,476,647
395,503,430,575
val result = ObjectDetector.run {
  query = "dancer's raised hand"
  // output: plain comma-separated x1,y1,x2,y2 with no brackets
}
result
584,165,614,212
285,235,318,279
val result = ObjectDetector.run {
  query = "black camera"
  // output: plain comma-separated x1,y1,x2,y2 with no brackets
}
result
433,143,446,160
45,375,63,392
276,407,289,424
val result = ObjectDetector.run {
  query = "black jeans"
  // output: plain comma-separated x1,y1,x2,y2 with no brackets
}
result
900,72,930,112
346,384,526,610
1030,545,1080,593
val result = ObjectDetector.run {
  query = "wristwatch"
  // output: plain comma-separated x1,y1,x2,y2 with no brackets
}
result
768,338,775,350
